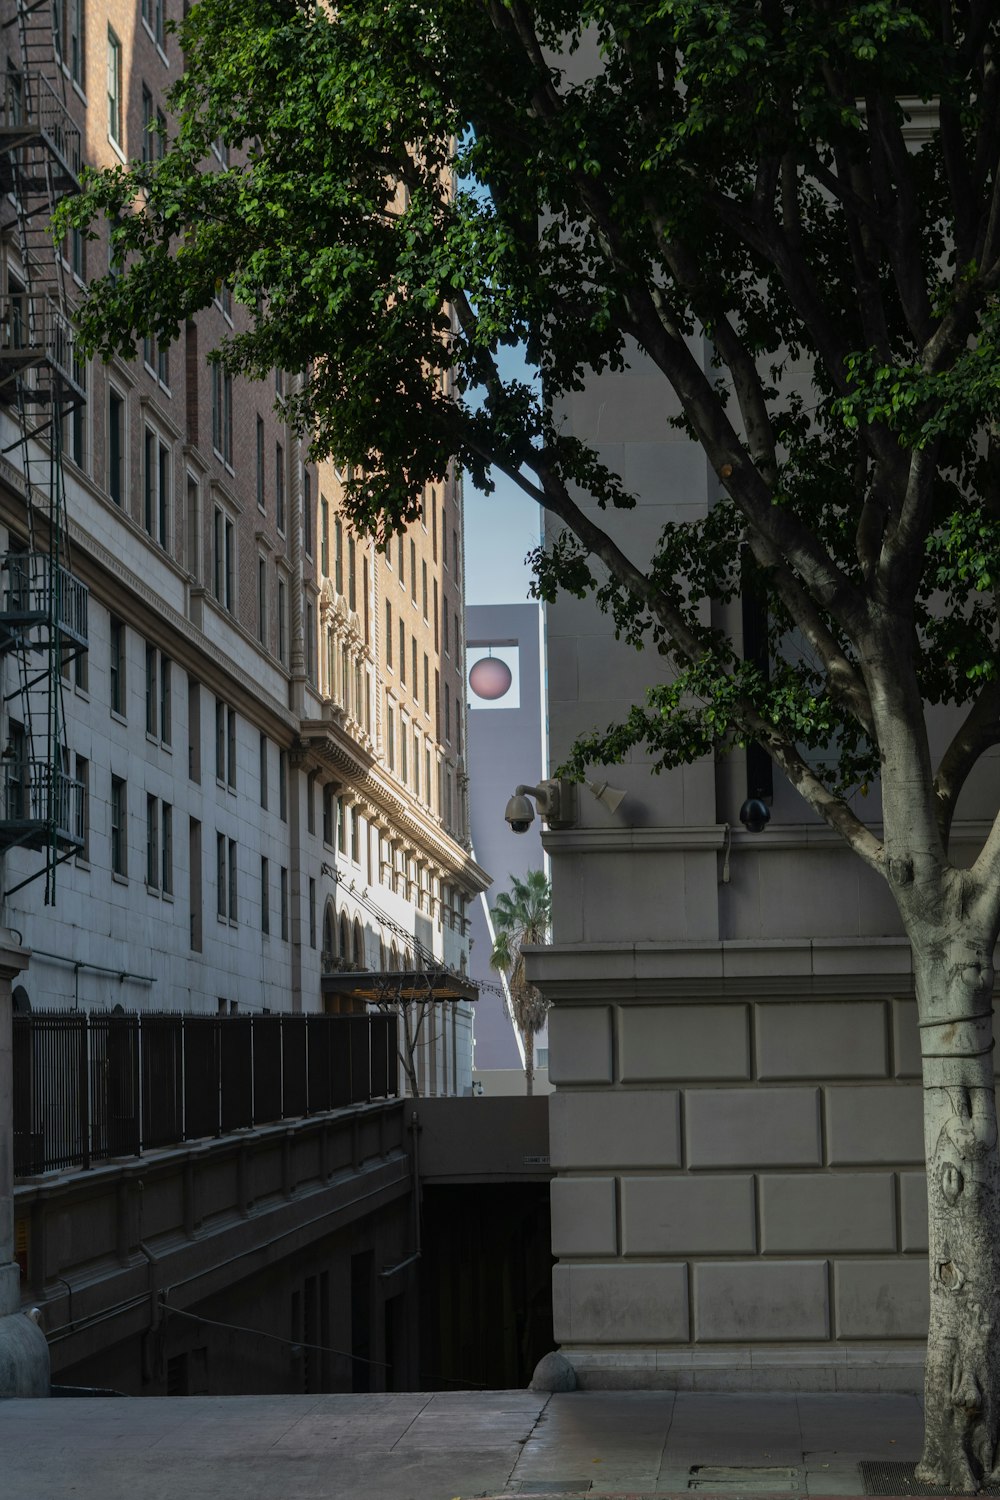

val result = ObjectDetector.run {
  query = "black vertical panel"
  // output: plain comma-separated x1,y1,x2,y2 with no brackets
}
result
369,1013,390,1099
307,1016,332,1113
349,1016,369,1105
252,1015,283,1124
282,1015,307,1118
142,1014,183,1148
330,1017,352,1108
220,1016,253,1132
184,1016,220,1139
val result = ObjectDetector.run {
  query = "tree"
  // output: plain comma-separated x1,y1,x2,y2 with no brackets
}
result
59,2,1000,1484
488,870,552,1095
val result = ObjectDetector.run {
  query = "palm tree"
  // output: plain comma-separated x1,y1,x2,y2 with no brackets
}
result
489,869,552,1096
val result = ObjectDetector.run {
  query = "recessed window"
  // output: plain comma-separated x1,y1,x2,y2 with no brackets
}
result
111,775,127,877
107,29,122,146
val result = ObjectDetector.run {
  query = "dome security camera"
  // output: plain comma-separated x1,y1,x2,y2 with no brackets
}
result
504,792,536,834
739,796,771,833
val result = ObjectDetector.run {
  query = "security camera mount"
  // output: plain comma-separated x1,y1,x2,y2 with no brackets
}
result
506,778,577,833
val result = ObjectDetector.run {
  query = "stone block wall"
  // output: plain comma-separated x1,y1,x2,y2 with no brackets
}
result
547,993,943,1387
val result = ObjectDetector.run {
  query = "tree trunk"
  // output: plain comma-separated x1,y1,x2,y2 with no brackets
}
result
911,927,1000,1491
524,1028,534,1098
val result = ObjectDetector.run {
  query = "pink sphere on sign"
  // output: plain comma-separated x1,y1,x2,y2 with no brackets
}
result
469,656,512,700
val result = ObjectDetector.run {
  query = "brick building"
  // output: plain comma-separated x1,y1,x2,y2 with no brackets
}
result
0,0,487,1081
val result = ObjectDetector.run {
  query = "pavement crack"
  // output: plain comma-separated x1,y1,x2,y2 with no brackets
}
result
503,1394,553,1490
387,1394,434,1452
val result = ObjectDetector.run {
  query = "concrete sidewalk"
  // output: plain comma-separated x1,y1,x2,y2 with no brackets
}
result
0,1388,926,1500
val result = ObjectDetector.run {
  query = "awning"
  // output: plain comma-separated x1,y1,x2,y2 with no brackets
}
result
320,968,478,1005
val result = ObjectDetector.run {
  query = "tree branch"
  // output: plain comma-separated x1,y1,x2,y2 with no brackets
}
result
934,680,1000,850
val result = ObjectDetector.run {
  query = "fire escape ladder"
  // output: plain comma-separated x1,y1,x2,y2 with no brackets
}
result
0,0,87,899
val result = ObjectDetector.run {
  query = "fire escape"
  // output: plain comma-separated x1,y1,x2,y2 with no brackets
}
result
0,0,87,901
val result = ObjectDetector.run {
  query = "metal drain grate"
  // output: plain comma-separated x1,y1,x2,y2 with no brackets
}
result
860,1460,1000,1496
689,1469,799,1491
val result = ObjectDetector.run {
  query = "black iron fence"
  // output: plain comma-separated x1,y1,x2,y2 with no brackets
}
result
12,1009,399,1178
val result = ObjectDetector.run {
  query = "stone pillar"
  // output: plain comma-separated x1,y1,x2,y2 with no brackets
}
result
0,936,49,1397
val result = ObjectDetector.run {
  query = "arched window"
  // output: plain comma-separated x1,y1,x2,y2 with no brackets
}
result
353,918,365,968
379,937,387,970
389,942,399,972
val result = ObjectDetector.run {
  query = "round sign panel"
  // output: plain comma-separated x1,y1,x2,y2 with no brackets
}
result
468,656,513,700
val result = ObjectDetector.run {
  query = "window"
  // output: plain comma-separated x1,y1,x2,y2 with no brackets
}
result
228,838,238,921
145,642,157,736
210,364,233,465
411,637,418,701
400,718,408,785
74,754,89,861
143,427,170,547
259,733,268,809
255,418,265,509
215,699,236,787
69,0,84,86
443,597,449,655
399,621,406,684
445,683,451,742
186,476,200,578
107,29,122,146
348,535,356,611
216,833,227,918
335,517,343,594
109,615,125,717
303,469,313,558
321,499,329,575
212,507,235,612
386,704,395,771
277,575,287,664
363,557,370,643
309,877,317,948
410,540,417,601
275,443,285,531
146,795,161,888
431,490,437,561
108,387,124,505
397,533,404,586
422,561,428,620
304,594,315,683
385,601,393,668
142,0,164,48
187,675,200,780
162,803,172,894
322,784,334,845
423,654,430,716
260,856,270,935
111,776,127,877
257,556,267,646
65,355,87,469
280,867,289,941
141,86,154,163
279,750,288,822
337,796,346,854
351,807,361,864
413,734,420,798
189,819,203,951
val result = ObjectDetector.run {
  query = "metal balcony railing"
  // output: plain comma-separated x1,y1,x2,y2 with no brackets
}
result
0,292,81,393
13,1010,400,1176
1,552,89,645
0,69,81,179
1,761,84,846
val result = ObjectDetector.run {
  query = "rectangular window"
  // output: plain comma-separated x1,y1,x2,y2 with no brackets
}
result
216,832,227,918
410,539,417,601
386,704,395,772
162,803,173,895
423,654,430,716
309,877,316,948
397,533,404,585
303,469,313,558
385,601,392,668
227,706,237,789
363,557,370,643
109,615,125,716
257,556,267,646
277,575,287,664
348,535,357,611
255,417,265,509
279,750,288,822
212,508,235,612
351,807,360,864
107,29,122,145
70,0,84,86
453,528,460,578
321,499,329,575
189,819,202,951
431,489,437,561
280,866,289,941
443,597,449,655
259,733,268,809
145,641,158,736
210,365,233,465
111,775,127,877
399,621,405,684
335,517,343,594
445,683,451,742
400,719,408,785
160,657,171,745
411,637,418,701
260,856,270,935
413,735,420,799
141,85,154,165
337,796,346,854
188,676,201,782
228,838,238,922
142,0,164,47
108,388,124,505
422,560,428,620
322,784,334,845
74,754,89,860
305,595,315,684
275,443,285,532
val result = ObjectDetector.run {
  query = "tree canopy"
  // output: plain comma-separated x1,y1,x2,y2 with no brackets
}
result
61,0,1000,887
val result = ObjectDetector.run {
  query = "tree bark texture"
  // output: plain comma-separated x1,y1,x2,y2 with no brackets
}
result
524,1027,534,1098
912,930,1000,1491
